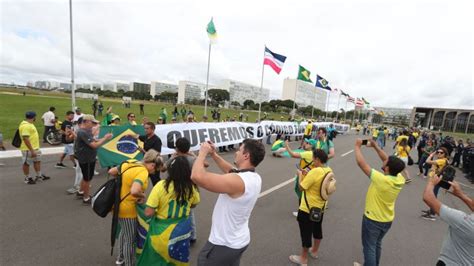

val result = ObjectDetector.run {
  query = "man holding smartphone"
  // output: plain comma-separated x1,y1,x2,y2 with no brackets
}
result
422,175,473,265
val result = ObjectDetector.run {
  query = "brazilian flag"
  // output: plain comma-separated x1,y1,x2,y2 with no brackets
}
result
98,125,145,168
137,216,192,265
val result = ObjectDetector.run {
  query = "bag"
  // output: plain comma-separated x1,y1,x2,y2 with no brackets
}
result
91,161,142,217
407,156,414,166
12,129,22,148
303,192,324,222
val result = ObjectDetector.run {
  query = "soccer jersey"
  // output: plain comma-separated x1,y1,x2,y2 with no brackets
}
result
397,146,410,158
364,169,405,222
119,160,149,218
299,150,314,170
429,158,448,177
19,121,39,151
396,135,409,144
146,180,200,220
304,124,313,135
271,140,285,152
299,166,332,212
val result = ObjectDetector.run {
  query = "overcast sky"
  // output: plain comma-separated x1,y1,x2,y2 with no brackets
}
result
1,0,473,110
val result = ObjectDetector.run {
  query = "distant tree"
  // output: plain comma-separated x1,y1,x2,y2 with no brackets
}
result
208,89,229,104
243,99,255,109
230,101,241,106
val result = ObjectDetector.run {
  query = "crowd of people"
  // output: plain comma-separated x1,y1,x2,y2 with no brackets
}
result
9,104,474,265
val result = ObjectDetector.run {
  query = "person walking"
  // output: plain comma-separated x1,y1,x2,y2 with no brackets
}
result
418,139,435,178
354,139,405,266
289,149,333,265
192,139,265,266
451,139,464,168
139,102,145,115
41,106,56,143
74,114,112,204
396,139,412,183
19,111,50,184
55,111,76,168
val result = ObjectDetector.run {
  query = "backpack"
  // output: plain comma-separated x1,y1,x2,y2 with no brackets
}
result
91,161,142,218
12,129,22,148
320,171,336,201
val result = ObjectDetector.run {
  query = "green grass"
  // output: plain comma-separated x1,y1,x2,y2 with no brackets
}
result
0,90,277,141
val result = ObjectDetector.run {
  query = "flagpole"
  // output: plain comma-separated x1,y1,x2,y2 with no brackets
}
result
325,91,330,121
336,93,341,121
292,78,298,119
343,99,348,122
311,92,316,119
258,46,266,122
69,0,76,110
204,42,212,117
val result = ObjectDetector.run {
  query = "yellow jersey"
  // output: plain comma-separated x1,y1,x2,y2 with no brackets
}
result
19,120,39,151
429,158,448,178
397,146,410,158
299,150,314,170
146,180,200,220
396,135,409,144
299,166,332,213
304,124,313,136
365,169,405,222
118,161,149,218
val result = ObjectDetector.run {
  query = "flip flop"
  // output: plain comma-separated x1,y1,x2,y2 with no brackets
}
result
289,255,307,266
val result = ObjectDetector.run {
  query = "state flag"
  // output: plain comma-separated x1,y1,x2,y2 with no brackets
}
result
263,46,287,74
315,75,331,91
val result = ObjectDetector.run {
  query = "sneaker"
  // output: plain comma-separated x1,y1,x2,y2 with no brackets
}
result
353,262,362,266
82,197,91,205
292,211,298,217
66,187,79,194
39,174,50,181
289,255,307,266
94,170,99,176
421,213,436,221
115,259,124,265
75,191,84,199
24,177,36,185
421,210,430,215
55,163,67,169
423,175,427,179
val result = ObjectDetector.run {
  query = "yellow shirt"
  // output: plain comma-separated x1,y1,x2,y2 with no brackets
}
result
412,132,419,139
19,120,39,151
365,169,405,222
299,150,314,170
299,166,332,213
304,124,313,135
118,161,149,218
146,180,200,220
372,129,379,138
396,135,408,144
384,129,388,135
429,158,448,178
397,146,411,158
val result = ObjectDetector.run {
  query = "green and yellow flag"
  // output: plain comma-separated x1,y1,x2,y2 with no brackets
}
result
97,125,145,167
207,18,217,43
297,65,312,83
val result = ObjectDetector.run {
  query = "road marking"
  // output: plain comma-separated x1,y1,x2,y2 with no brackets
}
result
0,147,64,159
458,182,474,190
341,150,354,157
259,178,294,198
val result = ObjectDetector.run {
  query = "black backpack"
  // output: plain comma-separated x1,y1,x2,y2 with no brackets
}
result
91,161,143,218
12,129,22,148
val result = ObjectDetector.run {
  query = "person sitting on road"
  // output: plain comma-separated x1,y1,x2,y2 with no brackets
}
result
289,149,333,266
271,138,287,157
422,175,474,266
354,139,405,266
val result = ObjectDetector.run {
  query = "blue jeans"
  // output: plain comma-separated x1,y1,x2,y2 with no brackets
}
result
429,185,441,215
362,215,392,266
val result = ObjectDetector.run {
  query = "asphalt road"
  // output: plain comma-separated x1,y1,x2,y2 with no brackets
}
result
0,132,472,266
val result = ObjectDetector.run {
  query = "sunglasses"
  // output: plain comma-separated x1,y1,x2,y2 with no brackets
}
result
129,116,135,118
436,151,444,154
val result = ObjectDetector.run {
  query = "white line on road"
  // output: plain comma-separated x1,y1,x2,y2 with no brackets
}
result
0,147,64,159
259,178,294,198
341,149,354,157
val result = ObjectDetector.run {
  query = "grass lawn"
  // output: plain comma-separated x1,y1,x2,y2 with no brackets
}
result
0,90,280,142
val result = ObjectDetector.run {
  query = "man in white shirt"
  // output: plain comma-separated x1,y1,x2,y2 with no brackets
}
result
41,106,56,143
72,107,84,123
192,139,265,266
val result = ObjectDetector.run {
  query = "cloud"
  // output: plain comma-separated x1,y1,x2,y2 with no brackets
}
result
1,0,472,110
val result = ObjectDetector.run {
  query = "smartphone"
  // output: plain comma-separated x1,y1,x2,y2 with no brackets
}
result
295,163,302,170
438,180,451,190
362,139,368,145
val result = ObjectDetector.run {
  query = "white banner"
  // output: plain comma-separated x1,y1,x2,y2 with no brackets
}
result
155,121,349,155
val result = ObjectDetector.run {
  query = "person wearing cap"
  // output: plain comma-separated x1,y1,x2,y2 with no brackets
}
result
74,114,113,204
157,116,165,124
19,111,50,184
289,149,333,266
110,115,121,126
285,138,317,217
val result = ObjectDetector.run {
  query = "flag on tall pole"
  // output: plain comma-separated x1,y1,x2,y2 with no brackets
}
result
204,18,217,117
355,98,364,107
362,97,370,105
341,90,349,97
347,96,355,103
297,65,312,82
315,75,331,91
259,46,286,121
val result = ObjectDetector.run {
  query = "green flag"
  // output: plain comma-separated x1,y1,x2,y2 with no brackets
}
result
297,65,312,83
97,125,145,167
207,18,217,43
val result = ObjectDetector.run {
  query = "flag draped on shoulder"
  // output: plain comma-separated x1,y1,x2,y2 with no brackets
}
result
264,46,286,74
315,75,331,91
97,125,145,167
206,18,217,43
297,65,312,82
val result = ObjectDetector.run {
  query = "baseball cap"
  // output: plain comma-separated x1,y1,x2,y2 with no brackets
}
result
82,114,99,124
304,138,317,147
111,115,120,121
25,111,36,119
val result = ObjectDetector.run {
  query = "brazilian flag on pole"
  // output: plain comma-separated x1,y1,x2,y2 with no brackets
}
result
97,125,145,168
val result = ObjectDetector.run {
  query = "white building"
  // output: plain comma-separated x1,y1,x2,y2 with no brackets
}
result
115,82,131,92
220,79,270,105
102,83,116,92
150,81,178,96
282,78,327,110
177,81,218,104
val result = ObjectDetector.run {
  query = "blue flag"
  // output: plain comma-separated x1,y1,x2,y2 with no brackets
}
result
315,75,331,91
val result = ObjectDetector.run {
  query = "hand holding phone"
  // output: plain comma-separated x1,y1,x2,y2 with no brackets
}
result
361,139,368,145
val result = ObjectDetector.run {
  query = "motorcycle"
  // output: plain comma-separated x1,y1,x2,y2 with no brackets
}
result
45,129,62,145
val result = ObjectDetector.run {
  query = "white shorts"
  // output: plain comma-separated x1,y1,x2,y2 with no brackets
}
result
399,157,408,164
63,143,74,156
21,149,42,165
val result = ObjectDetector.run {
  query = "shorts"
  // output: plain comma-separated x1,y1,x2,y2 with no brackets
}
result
79,161,96,181
63,143,74,156
297,210,324,248
21,150,41,165
399,157,408,165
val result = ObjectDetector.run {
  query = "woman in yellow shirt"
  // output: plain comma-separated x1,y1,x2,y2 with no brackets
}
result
422,147,449,220
140,156,200,265
396,139,412,183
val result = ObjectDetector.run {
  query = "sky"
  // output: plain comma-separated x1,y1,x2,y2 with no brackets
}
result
1,0,473,110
